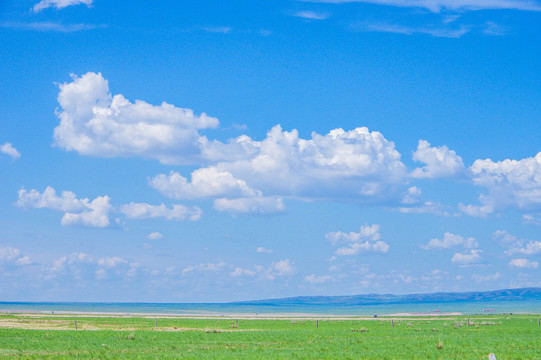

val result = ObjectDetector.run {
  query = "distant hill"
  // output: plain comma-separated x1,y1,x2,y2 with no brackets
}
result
233,288,541,306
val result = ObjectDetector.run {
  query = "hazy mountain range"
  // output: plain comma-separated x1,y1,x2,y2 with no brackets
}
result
234,288,541,306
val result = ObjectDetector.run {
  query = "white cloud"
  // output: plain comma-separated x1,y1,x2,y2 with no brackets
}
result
0,245,32,267
33,0,93,12
472,272,501,282
305,274,333,284
522,214,541,225
53,72,218,165
307,0,541,12
61,195,111,228
509,258,539,269
213,196,285,214
0,22,104,32
230,267,256,277
147,232,163,240
411,140,465,179
17,187,112,228
0,142,21,160
492,230,541,256
120,202,202,221
422,232,477,250
397,201,451,216
293,11,330,20
327,224,389,256
353,22,471,38
451,249,482,264
150,168,259,200
462,152,541,216
271,259,297,276
152,125,408,208
256,247,273,254
182,262,227,275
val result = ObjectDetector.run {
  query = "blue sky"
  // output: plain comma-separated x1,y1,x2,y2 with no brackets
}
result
1,0,540,302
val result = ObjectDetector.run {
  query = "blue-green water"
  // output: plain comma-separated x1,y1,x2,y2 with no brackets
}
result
0,300,539,316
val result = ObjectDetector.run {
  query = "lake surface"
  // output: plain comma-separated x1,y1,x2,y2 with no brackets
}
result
1,300,539,316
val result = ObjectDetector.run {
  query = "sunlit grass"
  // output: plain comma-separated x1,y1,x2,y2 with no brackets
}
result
0,314,539,359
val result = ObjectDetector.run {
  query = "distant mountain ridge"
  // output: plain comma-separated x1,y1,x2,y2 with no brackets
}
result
233,288,541,306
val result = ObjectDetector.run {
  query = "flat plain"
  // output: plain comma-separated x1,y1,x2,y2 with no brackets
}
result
0,313,539,359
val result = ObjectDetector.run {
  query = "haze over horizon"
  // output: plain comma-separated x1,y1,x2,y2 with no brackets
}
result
1,0,540,303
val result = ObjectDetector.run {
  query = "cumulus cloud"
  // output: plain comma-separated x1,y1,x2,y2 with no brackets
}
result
53,72,218,165
422,232,478,250
33,0,93,12
307,0,541,12
147,232,163,240
492,230,541,256
17,186,112,228
327,224,389,256
411,140,465,179
120,202,202,221
461,153,541,216
522,214,541,226
150,168,259,200
46,252,140,281
0,142,21,160
230,267,256,277
0,245,32,267
509,258,539,269
472,272,501,282
451,249,482,264
256,247,273,254
270,259,297,276
151,125,408,212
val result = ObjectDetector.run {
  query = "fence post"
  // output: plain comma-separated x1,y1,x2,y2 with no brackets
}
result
75,320,77,331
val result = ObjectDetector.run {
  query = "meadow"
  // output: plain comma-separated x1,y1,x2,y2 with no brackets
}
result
0,313,539,359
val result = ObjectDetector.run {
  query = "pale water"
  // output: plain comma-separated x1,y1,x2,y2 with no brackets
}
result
0,300,539,316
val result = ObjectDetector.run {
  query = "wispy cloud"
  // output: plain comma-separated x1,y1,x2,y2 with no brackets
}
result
0,22,105,32
293,10,331,20
301,0,541,13
33,0,93,13
202,26,232,34
352,21,471,38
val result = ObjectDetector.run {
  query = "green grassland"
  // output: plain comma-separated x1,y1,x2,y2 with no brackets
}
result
0,314,539,359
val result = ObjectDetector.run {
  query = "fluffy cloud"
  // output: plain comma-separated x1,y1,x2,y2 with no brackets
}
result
150,168,259,200
230,267,256,277
451,249,482,264
309,0,541,12
422,232,477,250
33,0,93,12
461,152,541,216
17,187,112,228
327,224,389,256
509,258,539,269
410,140,464,179
46,252,140,281
147,232,163,240
120,202,202,221
151,125,408,212
256,247,273,254
270,259,297,276
0,142,21,160
492,230,541,256
53,72,218,165
0,245,32,267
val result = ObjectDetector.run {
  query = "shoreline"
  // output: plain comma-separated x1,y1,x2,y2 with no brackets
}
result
1,309,465,319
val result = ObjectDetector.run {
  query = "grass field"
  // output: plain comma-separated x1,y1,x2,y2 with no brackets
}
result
0,313,539,359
